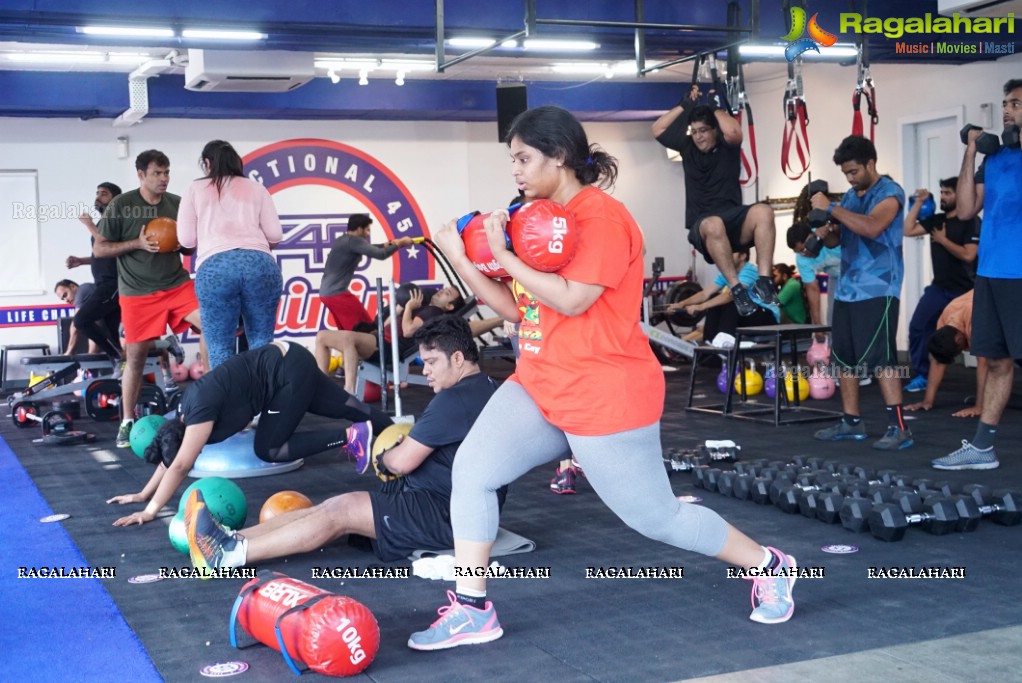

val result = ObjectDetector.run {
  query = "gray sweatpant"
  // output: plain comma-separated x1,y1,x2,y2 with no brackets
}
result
451,381,730,557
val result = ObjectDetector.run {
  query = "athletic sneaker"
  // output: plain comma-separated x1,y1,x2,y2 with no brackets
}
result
904,376,928,393
931,440,1000,471
341,421,373,474
730,283,758,318
186,489,241,576
550,466,577,494
872,426,914,450
814,419,867,441
111,360,126,380
752,276,782,307
407,590,504,651
163,334,186,365
749,547,797,624
116,420,134,448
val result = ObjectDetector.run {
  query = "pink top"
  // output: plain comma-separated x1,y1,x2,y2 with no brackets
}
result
176,176,283,270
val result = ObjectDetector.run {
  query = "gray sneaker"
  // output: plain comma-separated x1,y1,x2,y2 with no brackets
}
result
749,547,797,624
814,419,867,441
116,420,134,448
931,440,999,471
731,283,758,318
872,425,914,450
163,334,186,365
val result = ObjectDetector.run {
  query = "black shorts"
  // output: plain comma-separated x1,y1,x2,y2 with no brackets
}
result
687,204,755,263
971,276,1022,359
365,480,453,562
831,297,900,372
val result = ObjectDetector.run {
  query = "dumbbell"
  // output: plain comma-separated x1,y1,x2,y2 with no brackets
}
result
959,122,1010,156
950,489,1022,529
776,479,850,514
868,497,960,541
11,401,77,440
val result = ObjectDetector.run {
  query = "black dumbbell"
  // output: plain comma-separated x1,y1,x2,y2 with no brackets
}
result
868,498,960,542
749,477,775,505
817,488,870,524
703,468,724,492
717,470,738,497
774,479,844,514
692,465,710,490
839,496,875,532
733,473,756,500
951,490,1022,529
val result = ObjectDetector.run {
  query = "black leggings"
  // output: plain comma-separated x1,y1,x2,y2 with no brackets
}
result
73,281,122,359
704,302,777,342
254,345,393,462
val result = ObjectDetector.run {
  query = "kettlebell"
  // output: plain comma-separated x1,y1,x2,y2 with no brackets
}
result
764,364,777,399
717,364,730,394
808,363,836,400
188,355,206,381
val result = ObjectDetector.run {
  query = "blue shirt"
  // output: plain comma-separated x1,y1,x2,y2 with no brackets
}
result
835,176,906,302
976,147,1022,278
714,262,780,321
795,246,841,284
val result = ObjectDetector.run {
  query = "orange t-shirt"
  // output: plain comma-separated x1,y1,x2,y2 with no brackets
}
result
937,290,973,348
511,186,664,435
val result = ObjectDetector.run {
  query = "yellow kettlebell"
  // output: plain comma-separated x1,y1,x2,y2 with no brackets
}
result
328,353,343,374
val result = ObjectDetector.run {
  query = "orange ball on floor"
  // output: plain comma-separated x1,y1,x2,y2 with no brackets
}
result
259,490,314,524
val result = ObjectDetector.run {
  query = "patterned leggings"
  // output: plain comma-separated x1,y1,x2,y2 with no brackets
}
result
195,249,283,369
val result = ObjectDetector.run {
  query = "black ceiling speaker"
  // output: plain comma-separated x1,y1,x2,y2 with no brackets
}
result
496,83,528,143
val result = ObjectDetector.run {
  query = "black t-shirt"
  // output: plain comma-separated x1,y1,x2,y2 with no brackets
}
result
402,372,498,496
655,104,743,228
180,345,285,443
90,237,119,286
919,213,981,294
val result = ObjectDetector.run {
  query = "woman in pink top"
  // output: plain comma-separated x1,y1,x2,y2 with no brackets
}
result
178,140,284,368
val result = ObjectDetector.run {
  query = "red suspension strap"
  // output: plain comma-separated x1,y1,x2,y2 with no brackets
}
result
733,65,758,187
781,58,810,181
850,45,878,141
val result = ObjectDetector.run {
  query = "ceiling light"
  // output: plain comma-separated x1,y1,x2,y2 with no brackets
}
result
551,63,610,75
739,43,859,60
328,69,340,84
6,52,106,64
523,39,599,51
182,29,267,41
395,71,405,86
501,39,519,48
80,26,174,38
447,37,496,49
381,59,433,72
359,69,369,86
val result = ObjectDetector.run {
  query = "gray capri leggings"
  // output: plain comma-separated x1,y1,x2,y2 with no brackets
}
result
450,381,730,558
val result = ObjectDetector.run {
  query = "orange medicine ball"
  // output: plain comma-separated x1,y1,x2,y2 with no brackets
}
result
259,490,314,524
144,217,180,253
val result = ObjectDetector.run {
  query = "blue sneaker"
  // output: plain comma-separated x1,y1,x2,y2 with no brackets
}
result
872,426,914,451
749,547,797,624
931,440,999,471
407,590,503,650
185,489,243,577
341,421,373,474
905,376,928,393
814,420,867,441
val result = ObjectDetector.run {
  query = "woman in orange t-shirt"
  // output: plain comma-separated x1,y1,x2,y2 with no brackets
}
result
409,106,798,651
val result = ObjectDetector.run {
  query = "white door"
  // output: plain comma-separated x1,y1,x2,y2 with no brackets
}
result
898,108,964,350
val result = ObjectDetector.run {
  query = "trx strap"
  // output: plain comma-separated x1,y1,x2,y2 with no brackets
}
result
734,64,758,187
781,58,810,181
851,44,878,141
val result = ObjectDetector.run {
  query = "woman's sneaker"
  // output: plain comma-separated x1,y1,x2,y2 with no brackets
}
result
748,547,797,624
550,466,577,494
407,590,503,651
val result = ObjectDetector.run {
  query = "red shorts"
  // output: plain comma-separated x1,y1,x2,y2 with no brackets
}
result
120,280,200,344
321,292,373,331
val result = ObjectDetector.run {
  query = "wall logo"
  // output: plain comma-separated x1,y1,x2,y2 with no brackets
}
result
782,6,838,61
240,139,433,339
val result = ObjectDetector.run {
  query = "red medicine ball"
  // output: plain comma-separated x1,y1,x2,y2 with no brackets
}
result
508,199,577,272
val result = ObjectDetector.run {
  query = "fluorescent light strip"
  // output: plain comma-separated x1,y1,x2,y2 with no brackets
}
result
6,52,105,63
738,43,859,59
447,37,496,49
81,26,174,38
182,29,267,40
523,38,599,51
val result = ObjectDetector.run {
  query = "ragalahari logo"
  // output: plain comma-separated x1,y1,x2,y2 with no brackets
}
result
782,6,838,61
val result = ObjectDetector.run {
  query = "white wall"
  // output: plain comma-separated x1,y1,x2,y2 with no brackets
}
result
1,53,1018,351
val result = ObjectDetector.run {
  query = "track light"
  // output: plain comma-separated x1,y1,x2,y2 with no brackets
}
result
328,69,340,84
359,69,369,86
395,71,405,86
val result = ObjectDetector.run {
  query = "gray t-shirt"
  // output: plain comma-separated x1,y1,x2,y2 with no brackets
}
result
319,233,401,297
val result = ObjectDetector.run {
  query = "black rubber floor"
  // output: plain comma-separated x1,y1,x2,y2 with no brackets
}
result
4,359,1020,683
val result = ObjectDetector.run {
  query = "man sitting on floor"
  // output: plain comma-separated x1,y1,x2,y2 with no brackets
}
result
186,315,504,567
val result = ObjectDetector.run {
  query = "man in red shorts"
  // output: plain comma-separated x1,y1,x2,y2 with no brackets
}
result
319,213,414,331
94,149,202,448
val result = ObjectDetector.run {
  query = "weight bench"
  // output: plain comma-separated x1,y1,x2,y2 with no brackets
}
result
354,298,481,401
13,351,167,405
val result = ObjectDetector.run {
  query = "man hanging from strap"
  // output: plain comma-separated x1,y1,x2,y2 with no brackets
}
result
652,54,780,318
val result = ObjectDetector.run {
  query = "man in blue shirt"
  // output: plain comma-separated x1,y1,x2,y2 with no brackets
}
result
810,136,911,451
932,79,1022,471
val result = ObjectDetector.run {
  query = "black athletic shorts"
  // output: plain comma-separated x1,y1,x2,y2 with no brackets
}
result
364,480,454,562
687,204,755,263
831,297,900,373
971,275,1022,359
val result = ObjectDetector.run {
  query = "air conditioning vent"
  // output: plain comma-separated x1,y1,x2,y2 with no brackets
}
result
184,49,315,92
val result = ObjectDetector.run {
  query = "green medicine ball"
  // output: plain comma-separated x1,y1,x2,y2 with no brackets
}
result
129,414,167,459
178,476,248,530
168,510,189,554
